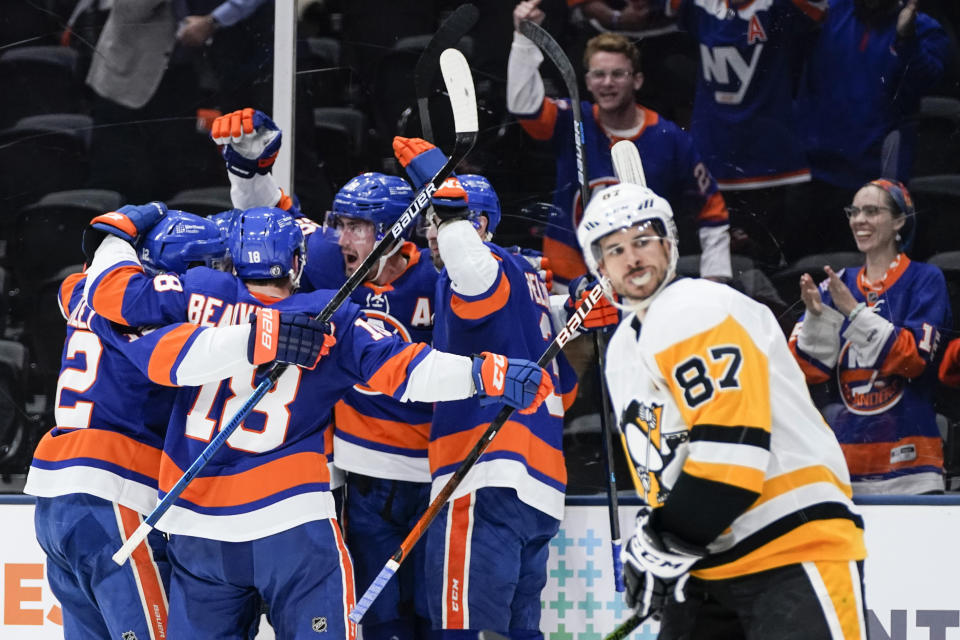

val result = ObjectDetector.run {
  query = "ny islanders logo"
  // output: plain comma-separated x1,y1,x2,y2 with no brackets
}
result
837,342,904,415
621,400,688,507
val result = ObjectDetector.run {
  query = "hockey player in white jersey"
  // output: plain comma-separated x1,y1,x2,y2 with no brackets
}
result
577,183,868,639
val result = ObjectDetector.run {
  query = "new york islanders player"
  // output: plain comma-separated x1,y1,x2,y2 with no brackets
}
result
578,183,867,638
302,172,438,640
210,110,440,637
395,137,578,638
507,6,731,286
24,208,321,640
789,179,951,494
82,205,553,638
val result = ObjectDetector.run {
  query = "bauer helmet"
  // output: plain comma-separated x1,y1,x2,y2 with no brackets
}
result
229,206,306,287
139,210,228,276
577,183,678,312
459,174,501,238
325,172,415,242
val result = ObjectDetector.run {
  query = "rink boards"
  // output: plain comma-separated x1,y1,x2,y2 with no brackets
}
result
0,494,957,639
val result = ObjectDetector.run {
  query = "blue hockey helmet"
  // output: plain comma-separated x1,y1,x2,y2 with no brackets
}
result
459,174,501,237
139,210,228,276
325,172,415,242
209,208,241,241
229,206,306,285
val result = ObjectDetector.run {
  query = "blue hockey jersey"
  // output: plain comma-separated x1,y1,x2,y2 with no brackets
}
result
789,256,952,493
667,0,826,189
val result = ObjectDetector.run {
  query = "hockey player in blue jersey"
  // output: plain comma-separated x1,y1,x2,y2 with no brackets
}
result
82,204,554,638
507,4,731,286
24,208,323,640
210,108,441,638
789,179,952,494
305,172,439,640
395,136,578,638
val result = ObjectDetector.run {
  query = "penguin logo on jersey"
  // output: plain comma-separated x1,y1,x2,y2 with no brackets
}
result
621,400,688,506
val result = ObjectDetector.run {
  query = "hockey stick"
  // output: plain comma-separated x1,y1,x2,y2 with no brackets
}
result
520,18,625,593
111,48,478,567
415,3,479,141
604,612,651,640
349,282,609,623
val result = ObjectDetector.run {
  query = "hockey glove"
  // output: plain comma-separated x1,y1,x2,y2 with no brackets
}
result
430,176,472,225
564,275,619,331
211,108,282,179
509,246,553,292
471,351,554,415
622,508,705,618
82,202,167,260
393,136,447,188
247,309,336,369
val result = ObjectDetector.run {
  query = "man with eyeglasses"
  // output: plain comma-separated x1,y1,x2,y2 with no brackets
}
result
506,0,731,289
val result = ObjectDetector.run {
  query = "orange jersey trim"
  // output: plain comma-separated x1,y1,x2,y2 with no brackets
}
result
59,272,85,316
147,324,203,386
364,343,429,397
429,421,566,486
33,428,162,481
699,191,730,225
716,168,811,188
940,339,960,387
542,236,588,283
518,98,559,141
159,450,331,508
840,436,943,476
788,336,831,384
790,0,826,22
92,264,144,325
879,329,926,378
450,272,511,320
334,400,430,450
599,104,658,143
561,383,578,412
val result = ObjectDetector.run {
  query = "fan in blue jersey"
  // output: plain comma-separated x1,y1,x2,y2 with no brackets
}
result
395,136,580,638
81,204,554,639
794,0,952,254
506,9,731,286
789,179,952,494
24,207,317,640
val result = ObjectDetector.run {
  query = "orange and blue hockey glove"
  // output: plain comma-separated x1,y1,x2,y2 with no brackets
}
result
471,351,554,415
248,309,336,369
564,275,619,331
82,201,167,260
393,136,447,188
212,108,282,179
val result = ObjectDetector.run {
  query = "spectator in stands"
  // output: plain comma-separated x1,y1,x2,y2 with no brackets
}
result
795,0,953,254
788,179,952,495
664,0,827,269
85,0,272,202
569,0,653,31
940,337,960,387
507,0,731,288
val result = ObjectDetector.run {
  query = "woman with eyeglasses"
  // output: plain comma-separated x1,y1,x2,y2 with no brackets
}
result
788,178,952,495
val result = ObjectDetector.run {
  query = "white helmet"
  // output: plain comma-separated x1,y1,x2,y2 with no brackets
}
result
577,183,679,312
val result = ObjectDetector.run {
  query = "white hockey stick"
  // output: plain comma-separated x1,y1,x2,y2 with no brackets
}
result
111,48,478,567
611,139,647,187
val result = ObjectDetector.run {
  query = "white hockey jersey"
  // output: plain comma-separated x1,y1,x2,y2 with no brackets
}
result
605,278,866,580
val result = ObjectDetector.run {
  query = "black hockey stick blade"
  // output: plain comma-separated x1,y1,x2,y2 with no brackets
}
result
415,3,479,141
518,19,590,212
